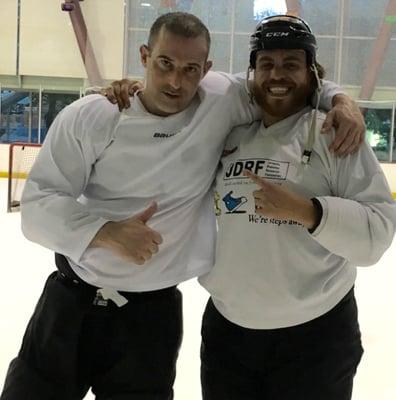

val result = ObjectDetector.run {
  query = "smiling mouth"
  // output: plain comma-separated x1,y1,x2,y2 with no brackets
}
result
267,87,292,96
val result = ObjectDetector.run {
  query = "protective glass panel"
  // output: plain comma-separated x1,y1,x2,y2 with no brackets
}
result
0,91,39,143
377,40,396,87
341,38,375,86
364,108,392,162
232,34,251,74
316,37,336,82
344,0,395,38
40,92,80,142
393,110,396,162
127,0,287,76
300,0,339,35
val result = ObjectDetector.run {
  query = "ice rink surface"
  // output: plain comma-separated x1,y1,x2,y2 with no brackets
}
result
0,178,395,399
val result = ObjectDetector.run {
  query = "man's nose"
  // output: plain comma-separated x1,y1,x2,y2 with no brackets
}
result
168,69,183,90
269,65,285,80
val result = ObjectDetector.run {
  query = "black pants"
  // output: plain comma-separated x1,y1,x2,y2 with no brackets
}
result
201,289,364,400
1,270,183,400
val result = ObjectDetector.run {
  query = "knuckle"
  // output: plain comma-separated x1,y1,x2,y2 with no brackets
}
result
132,254,144,264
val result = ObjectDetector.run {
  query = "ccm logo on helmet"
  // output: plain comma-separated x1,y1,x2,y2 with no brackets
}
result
265,32,290,37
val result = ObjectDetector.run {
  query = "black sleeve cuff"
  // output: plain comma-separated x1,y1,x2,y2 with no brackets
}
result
308,197,323,234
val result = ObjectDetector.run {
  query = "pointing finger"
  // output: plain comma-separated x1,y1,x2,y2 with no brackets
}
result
243,170,267,188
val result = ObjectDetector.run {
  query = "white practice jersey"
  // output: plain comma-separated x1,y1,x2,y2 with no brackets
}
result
21,72,341,292
200,106,396,329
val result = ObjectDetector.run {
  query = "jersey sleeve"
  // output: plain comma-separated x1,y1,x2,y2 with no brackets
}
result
316,80,344,111
21,96,119,263
224,72,260,125
311,140,396,266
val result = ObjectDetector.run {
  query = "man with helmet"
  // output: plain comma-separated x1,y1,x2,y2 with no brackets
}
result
0,10,372,400
199,15,396,400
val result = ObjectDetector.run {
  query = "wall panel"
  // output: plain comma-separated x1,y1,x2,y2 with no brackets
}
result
19,0,124,81
0,0,18,75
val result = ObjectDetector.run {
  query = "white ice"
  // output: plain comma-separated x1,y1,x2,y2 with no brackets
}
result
0,178,395,399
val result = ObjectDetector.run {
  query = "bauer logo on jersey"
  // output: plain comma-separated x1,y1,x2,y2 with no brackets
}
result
222,191,247,214
153,131,179,138
224,158,289,181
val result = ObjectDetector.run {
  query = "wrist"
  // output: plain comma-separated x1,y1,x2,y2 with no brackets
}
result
297,199,321,230
89,222,114,249
332,93,350,107
300,202,316,229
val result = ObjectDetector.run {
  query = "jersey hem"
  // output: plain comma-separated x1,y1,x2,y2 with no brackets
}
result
211,277,356,330
70,263,213,292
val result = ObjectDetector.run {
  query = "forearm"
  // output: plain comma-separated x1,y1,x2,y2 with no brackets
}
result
21,181,108,262
311,196,396,266
288,198,321,231
318,80,344,111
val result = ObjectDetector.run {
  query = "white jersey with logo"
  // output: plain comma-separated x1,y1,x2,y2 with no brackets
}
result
21,72,341,292
200,106,396,329
21,72,256,291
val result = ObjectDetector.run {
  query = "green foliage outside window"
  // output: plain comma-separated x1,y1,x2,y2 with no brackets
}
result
364,109,392,162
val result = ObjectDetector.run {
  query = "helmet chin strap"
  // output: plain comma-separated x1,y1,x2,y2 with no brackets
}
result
246,66,254,104
301,63,322,165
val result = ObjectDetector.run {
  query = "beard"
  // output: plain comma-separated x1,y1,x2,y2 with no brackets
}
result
251,79,314,121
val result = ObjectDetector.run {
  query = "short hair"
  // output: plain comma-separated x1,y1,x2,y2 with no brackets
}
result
147,12,211,53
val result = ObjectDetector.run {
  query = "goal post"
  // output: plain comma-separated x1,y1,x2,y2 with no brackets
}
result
7,142,42,212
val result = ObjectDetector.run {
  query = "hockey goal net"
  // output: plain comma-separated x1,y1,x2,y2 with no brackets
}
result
7,142,42,212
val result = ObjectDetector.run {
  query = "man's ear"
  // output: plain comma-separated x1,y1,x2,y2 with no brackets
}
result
203,60,213,77
140,45,150,67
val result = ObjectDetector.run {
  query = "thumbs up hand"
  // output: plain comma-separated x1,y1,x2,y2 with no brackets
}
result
89,202,163,265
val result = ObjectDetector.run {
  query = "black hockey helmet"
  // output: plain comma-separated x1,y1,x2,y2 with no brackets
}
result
249,15,317,69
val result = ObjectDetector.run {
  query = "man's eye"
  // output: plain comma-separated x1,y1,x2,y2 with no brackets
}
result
285,63,299,70
259,63,273,70
186,66,198,73
159,59,171,68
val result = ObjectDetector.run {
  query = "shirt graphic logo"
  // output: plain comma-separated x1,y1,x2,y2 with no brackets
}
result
224,158,289,181
222,191,247,214
153,131,178,138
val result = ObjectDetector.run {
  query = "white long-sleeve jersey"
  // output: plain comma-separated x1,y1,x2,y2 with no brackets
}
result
21,72,256,291
21,73,341,292
200,106,396,329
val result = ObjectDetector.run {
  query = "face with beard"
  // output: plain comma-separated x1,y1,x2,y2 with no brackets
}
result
252,49,314,126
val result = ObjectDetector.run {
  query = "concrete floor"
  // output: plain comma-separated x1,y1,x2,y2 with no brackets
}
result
0,178,395,399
